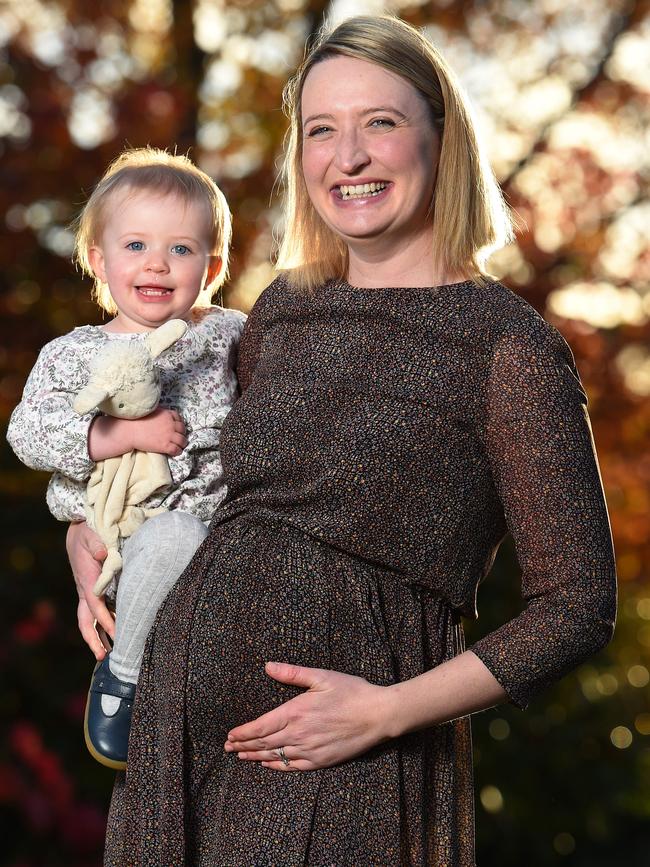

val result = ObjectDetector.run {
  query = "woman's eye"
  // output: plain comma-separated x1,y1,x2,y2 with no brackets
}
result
307,125,332,138
172,244,191,255
370,118,395,129
126,241,144,251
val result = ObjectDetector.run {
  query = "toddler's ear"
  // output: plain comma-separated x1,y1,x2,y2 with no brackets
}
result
88,246,107,283
206,256,222,286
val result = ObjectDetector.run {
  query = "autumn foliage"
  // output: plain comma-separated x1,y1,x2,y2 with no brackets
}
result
0,1,648,864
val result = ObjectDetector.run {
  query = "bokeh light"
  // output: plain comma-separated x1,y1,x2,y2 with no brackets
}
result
0,1,648,864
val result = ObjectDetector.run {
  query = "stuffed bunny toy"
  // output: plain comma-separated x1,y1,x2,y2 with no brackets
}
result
72,319,188,596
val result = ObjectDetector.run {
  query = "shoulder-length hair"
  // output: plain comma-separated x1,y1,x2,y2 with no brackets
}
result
276,15,513,288
73,147,231,314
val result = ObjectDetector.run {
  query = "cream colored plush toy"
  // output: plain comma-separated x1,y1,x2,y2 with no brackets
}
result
72,319,188,596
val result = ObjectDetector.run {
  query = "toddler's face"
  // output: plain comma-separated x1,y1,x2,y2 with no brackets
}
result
89,190,220,333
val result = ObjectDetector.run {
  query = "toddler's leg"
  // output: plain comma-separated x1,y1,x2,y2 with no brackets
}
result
84,511,207,769
110,510,208,683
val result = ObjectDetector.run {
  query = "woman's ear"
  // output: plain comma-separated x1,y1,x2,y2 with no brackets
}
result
206,256,222,286
88,246,107,283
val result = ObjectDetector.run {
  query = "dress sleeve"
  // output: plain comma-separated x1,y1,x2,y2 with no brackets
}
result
6,338,97,481
236,308,264,393
470,318,617,708
236,280,280,392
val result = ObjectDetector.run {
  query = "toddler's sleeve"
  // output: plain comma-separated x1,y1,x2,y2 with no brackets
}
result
6,338,97,481
470,317,617,708
46,473,87,523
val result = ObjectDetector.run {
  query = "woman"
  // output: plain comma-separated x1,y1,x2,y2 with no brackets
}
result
69,15,616,865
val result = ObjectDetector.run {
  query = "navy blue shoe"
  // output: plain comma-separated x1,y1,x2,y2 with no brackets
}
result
84,655,136,770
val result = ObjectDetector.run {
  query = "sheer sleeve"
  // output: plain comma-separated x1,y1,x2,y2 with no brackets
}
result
470,318,617,708
6,337,97,481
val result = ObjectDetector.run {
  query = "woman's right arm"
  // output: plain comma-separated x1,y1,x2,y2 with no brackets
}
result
236,279,276,392
66,521,115,659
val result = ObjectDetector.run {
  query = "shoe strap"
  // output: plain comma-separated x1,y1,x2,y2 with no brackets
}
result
91,670,137,701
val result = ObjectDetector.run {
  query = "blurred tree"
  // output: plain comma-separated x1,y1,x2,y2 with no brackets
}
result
0,0,648,864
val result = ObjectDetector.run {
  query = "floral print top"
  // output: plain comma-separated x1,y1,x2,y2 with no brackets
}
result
7,306,246,523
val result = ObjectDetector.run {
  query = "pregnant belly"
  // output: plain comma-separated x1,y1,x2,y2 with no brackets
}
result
168,515,462,747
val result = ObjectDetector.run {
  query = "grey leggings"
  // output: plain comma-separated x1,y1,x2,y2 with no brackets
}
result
109,511,208,684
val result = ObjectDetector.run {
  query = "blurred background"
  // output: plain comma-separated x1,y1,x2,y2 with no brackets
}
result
0,0,648,864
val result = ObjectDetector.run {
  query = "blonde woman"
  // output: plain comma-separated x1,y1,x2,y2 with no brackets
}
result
69,16,616,865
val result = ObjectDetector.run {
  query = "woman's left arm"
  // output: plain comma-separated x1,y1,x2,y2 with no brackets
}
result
226,317,617,770
225,653,505,771
469,318,617,708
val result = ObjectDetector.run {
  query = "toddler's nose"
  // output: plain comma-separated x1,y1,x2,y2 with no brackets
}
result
145,251,169,273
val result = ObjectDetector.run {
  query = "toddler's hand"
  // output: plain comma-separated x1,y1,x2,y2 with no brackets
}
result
88,409,187,460
129,408,187,456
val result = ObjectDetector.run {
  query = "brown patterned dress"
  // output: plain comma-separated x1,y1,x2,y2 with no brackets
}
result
104,277,616,866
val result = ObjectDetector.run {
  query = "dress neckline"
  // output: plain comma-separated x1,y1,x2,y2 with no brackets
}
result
329,278,476,294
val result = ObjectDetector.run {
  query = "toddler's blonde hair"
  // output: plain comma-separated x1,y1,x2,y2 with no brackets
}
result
74,147,231,314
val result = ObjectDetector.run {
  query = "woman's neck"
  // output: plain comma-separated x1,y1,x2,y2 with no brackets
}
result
346,232,464,289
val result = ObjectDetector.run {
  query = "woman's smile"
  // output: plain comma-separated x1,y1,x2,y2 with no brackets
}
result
334,180,391,201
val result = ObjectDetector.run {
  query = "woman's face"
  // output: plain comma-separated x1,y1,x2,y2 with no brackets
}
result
301,55,440,254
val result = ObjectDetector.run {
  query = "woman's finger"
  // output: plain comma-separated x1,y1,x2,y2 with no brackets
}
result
96,622,113,651
75,521,109,563
260,758,311,773
225,728,291,752
236,744,313,771
264,660,327,690
235,746,300,763
227,705,290,744
77,599,109,660
86,593,116,639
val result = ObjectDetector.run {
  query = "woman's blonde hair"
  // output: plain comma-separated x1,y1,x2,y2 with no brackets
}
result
74,147,231,314
276,15,513,288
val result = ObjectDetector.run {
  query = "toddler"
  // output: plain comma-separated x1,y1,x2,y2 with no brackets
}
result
7,147,245,769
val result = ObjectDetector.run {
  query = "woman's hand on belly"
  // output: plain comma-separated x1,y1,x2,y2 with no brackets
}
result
223,661,393,771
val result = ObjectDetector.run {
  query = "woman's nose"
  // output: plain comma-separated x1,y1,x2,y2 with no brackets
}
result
334,130,370,174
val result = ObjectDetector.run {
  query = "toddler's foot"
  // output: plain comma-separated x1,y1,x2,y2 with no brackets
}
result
84,655,135,770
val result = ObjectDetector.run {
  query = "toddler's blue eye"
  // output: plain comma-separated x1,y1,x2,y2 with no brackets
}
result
126,241,144,251
172,244,191,255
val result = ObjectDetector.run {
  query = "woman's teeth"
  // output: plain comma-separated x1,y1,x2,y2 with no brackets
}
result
339,182,387,199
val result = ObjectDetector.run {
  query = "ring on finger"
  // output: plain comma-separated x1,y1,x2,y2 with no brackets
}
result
275,746,290,767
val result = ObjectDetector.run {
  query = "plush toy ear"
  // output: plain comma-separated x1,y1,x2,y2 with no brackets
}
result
73,383,111,415
145,319,188,359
